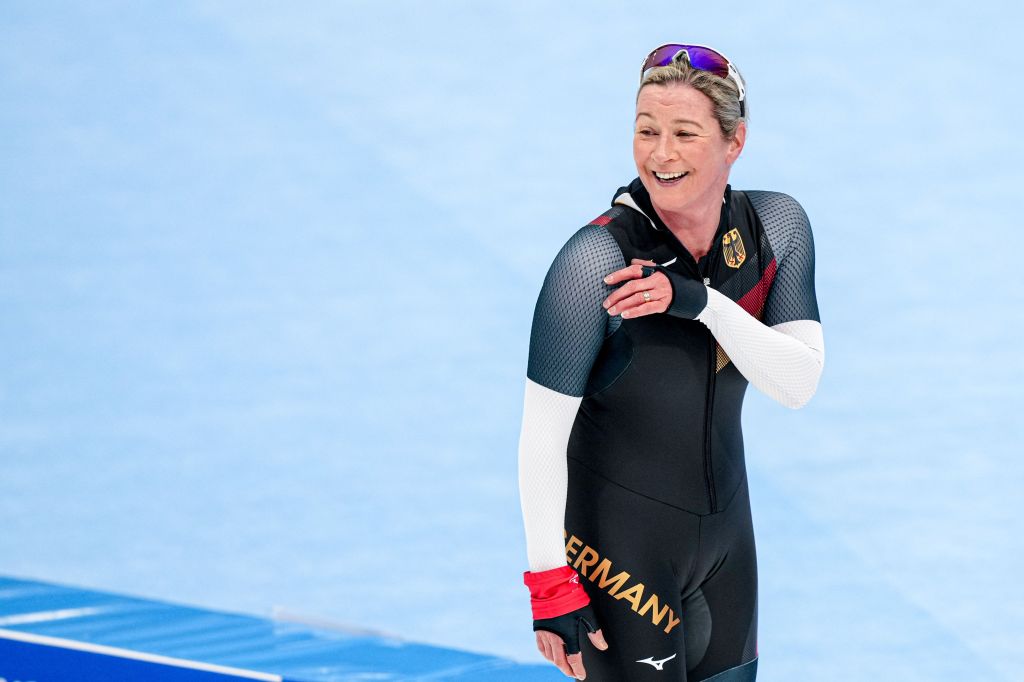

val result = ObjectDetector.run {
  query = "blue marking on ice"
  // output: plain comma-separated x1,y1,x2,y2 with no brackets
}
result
0,577,559,681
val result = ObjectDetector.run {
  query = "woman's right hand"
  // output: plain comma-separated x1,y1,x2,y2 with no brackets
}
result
602,259,673,318
534,603,609,679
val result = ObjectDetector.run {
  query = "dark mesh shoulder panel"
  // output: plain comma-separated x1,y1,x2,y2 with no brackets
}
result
745,191,820,325
527,223,627,396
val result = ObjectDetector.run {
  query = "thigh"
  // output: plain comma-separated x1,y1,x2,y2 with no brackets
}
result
564,458,697,681
686,477,758,681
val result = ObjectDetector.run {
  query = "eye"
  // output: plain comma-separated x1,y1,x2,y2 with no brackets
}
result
637,128,657,137
676,131,695,138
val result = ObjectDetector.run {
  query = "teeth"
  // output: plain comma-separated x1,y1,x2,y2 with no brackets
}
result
654,171,686,180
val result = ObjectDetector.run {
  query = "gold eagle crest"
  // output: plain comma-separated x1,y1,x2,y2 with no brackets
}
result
722,228,746,268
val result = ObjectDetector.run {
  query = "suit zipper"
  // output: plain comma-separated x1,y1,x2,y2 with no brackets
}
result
664,224,721,514
698,266,717,514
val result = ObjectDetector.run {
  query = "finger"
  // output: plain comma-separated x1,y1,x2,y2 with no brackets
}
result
605,274,660,310
542,631,562,663
588,628,609,651
620,300,669,319
537,632,552,660
603,263,646,285
551,643,575,678
606,289,641,315
631,258,657,265
567,652,587,679
537,631,573,676
605,267,672,311
603,279,640,310
610,289,664,316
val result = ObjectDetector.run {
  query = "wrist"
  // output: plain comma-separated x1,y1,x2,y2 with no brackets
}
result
523,565,590,620
658,266,709,319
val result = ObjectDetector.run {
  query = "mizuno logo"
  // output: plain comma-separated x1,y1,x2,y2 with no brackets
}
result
636,653,677,670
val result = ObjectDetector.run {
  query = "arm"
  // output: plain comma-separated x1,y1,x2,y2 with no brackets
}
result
658,192,824,408
519,223,625,570
698,192,823,408
518,223,623,667
695,291,824,408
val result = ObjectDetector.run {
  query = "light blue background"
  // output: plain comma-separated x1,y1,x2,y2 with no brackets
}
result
2,2,1021,680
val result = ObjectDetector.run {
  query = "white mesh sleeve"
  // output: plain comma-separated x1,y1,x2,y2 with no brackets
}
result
518,378,583,571
518,223,625,572
696,288,825,409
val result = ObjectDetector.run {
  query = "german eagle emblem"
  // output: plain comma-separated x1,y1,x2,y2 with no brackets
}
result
722,228,746,268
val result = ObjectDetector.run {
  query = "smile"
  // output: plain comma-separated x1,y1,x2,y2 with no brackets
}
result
653,171,688,184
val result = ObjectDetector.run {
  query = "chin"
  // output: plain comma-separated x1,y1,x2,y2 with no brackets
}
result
646,180,694,212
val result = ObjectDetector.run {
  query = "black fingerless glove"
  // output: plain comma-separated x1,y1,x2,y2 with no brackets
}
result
642,264,709,319
524,566,599,655
533,603,601,655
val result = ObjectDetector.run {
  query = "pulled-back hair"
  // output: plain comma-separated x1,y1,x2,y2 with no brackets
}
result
637,50,747,139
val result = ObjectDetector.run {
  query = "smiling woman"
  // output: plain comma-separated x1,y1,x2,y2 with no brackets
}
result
516,45,824,681
632,82,745,260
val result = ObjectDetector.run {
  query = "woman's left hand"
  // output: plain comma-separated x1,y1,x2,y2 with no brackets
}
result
602,258,672,318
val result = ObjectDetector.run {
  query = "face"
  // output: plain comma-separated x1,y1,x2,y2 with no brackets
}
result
633,82,746,216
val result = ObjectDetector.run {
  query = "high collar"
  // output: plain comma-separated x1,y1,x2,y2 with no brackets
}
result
612,177,731,234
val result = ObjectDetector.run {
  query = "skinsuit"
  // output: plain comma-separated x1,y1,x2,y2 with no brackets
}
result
518,177,824,680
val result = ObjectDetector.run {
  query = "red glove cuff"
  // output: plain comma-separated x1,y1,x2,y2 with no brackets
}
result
523,565,590,620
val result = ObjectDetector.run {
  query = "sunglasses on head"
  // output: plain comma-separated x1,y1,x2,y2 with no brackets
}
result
640,43,746,117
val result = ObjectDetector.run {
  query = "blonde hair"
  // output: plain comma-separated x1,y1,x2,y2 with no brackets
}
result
637,50,747,139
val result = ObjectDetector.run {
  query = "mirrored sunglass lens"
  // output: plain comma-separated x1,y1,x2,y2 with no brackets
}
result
642,44,731,79
644,44,685,70
679,47,730,77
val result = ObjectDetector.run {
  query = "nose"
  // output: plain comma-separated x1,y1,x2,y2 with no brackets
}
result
652,133,676,164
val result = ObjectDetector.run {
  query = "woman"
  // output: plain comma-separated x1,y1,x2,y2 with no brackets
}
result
517,44,824,681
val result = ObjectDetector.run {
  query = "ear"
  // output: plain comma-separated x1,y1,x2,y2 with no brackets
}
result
726,119,747,164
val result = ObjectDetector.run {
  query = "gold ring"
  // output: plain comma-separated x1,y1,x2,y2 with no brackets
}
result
642,290,651,302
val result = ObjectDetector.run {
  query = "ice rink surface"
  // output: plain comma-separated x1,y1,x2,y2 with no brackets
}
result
2,2,1022,679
